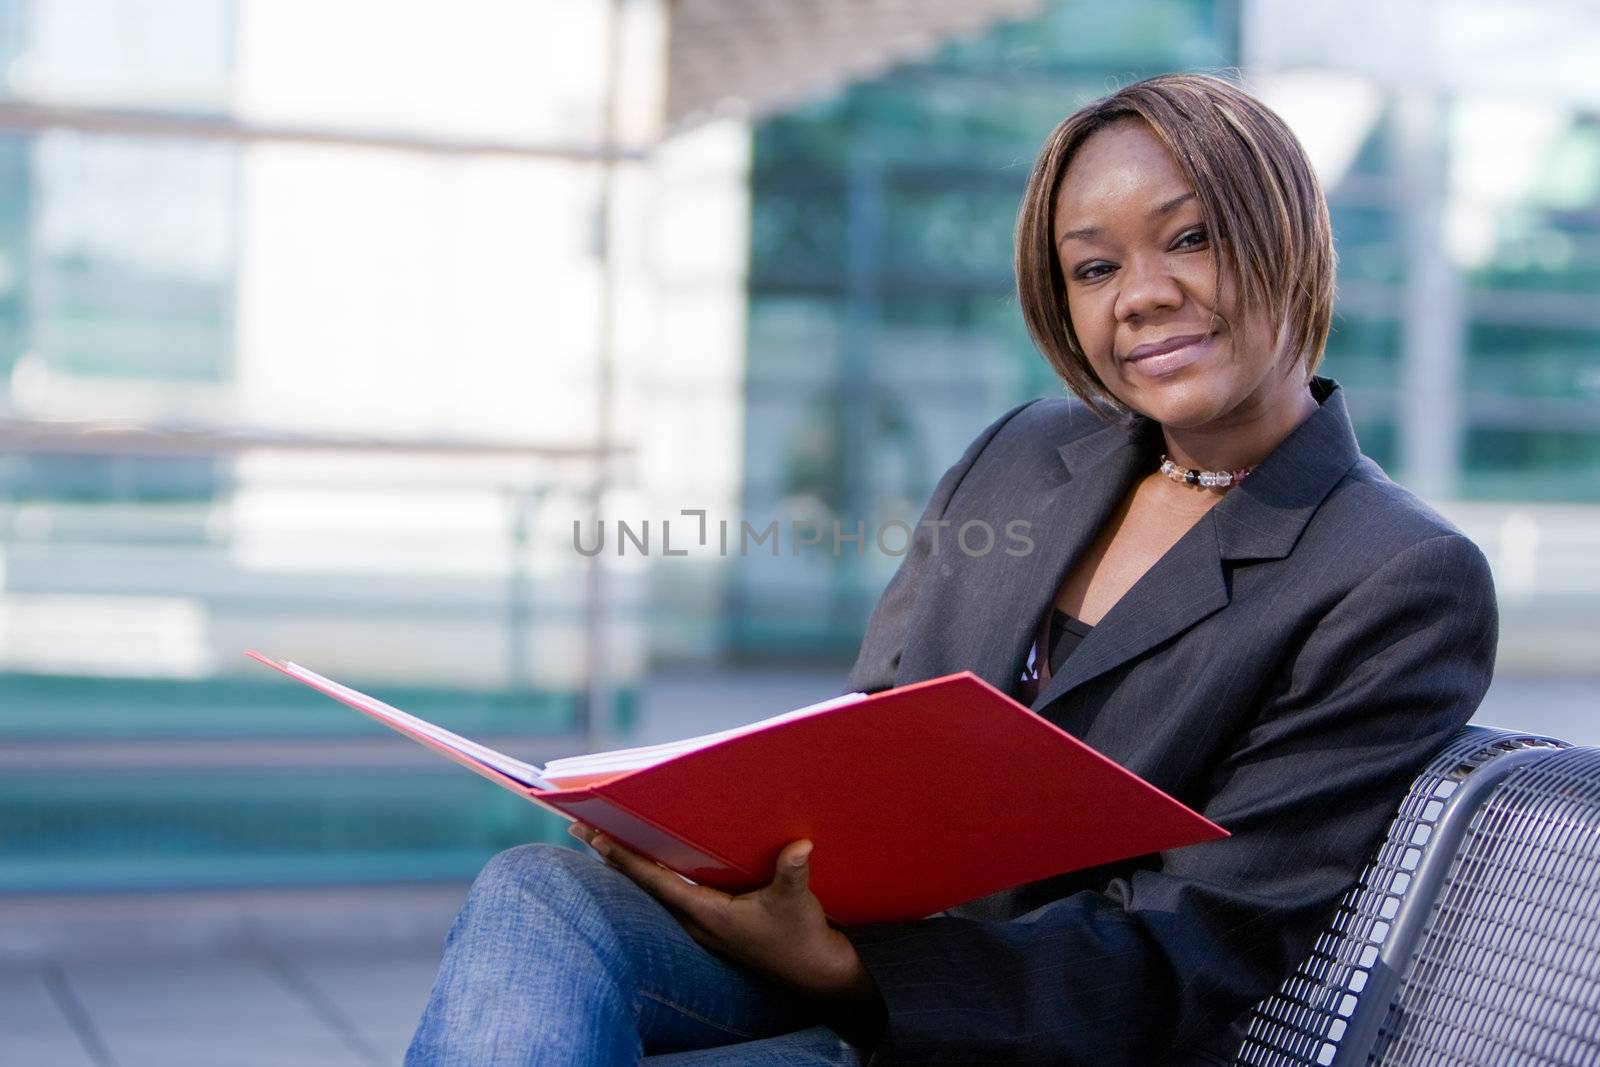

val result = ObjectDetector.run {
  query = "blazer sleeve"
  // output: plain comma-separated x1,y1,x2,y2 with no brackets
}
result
843,399,1040,696
844,532,1500,1065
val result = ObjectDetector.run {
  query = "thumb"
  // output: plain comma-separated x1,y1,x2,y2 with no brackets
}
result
774,840,813,896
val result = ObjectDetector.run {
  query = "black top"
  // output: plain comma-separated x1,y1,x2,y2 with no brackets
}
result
1014,606,1094,705
1045,607,1094,678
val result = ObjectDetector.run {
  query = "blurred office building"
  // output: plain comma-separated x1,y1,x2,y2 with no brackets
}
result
0,0,1596,900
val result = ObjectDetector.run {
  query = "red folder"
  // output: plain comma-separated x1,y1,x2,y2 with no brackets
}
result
246,650,1227,924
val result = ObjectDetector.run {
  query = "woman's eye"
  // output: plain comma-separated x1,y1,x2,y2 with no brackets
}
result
1073,230,1205,281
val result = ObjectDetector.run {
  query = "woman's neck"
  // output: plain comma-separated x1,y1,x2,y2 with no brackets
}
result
1159,382,1320,475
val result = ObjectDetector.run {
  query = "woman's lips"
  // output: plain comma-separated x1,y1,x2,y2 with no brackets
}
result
1125,332,1217,378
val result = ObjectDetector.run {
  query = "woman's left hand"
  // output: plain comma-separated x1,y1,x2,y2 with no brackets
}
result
568,822,880,1005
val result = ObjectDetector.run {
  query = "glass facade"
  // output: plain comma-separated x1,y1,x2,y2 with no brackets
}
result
1329,104,1600,500
1460,112,1600,501
735,0,1600,656
0,1,643,893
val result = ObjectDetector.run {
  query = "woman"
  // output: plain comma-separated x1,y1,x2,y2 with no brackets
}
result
405,72,1498,1066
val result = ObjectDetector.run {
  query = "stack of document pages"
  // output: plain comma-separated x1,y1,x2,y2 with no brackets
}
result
537,691,871,787
248,650,1225,923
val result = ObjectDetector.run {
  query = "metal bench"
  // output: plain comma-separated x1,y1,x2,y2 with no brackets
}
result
1234,724,1600,1066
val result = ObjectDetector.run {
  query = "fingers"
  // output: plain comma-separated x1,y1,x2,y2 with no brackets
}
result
771,839,814,900
564,824,820,954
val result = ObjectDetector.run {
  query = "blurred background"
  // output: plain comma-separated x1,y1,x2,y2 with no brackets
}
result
1,0,1596,1063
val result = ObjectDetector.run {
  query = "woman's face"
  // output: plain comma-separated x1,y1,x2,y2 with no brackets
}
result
1052,118,1298,431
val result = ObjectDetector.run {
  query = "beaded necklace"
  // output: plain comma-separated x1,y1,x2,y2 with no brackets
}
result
1159,454,1254,489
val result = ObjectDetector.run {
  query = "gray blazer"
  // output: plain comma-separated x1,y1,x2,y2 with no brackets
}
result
839,376,1499,1065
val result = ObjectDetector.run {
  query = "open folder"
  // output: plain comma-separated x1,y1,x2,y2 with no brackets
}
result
246,650,1227,924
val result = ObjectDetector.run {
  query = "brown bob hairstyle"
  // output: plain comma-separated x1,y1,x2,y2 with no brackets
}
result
1015,72,1337,415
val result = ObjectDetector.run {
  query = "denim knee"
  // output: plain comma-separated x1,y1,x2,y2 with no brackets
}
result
411,843,648,1065
470,842,607,905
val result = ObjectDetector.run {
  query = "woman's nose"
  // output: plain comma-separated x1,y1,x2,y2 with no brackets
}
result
1113,256,1184,321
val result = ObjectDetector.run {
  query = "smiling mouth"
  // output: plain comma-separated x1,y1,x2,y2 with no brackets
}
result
1126,332,1215,362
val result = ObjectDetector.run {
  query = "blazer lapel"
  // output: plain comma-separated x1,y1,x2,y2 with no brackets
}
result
1031,375,1365,712
1006,422,1159,697
893,414,1151,697
894,376,1364,711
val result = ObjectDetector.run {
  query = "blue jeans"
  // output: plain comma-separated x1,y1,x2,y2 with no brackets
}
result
405,843,863,1066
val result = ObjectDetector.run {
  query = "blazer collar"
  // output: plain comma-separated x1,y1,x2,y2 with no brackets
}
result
894,376,1364,713
1065,374,1363,563
1024,375,1362,712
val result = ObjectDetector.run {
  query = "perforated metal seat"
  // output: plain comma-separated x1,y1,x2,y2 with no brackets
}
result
1234,725,1584,1067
